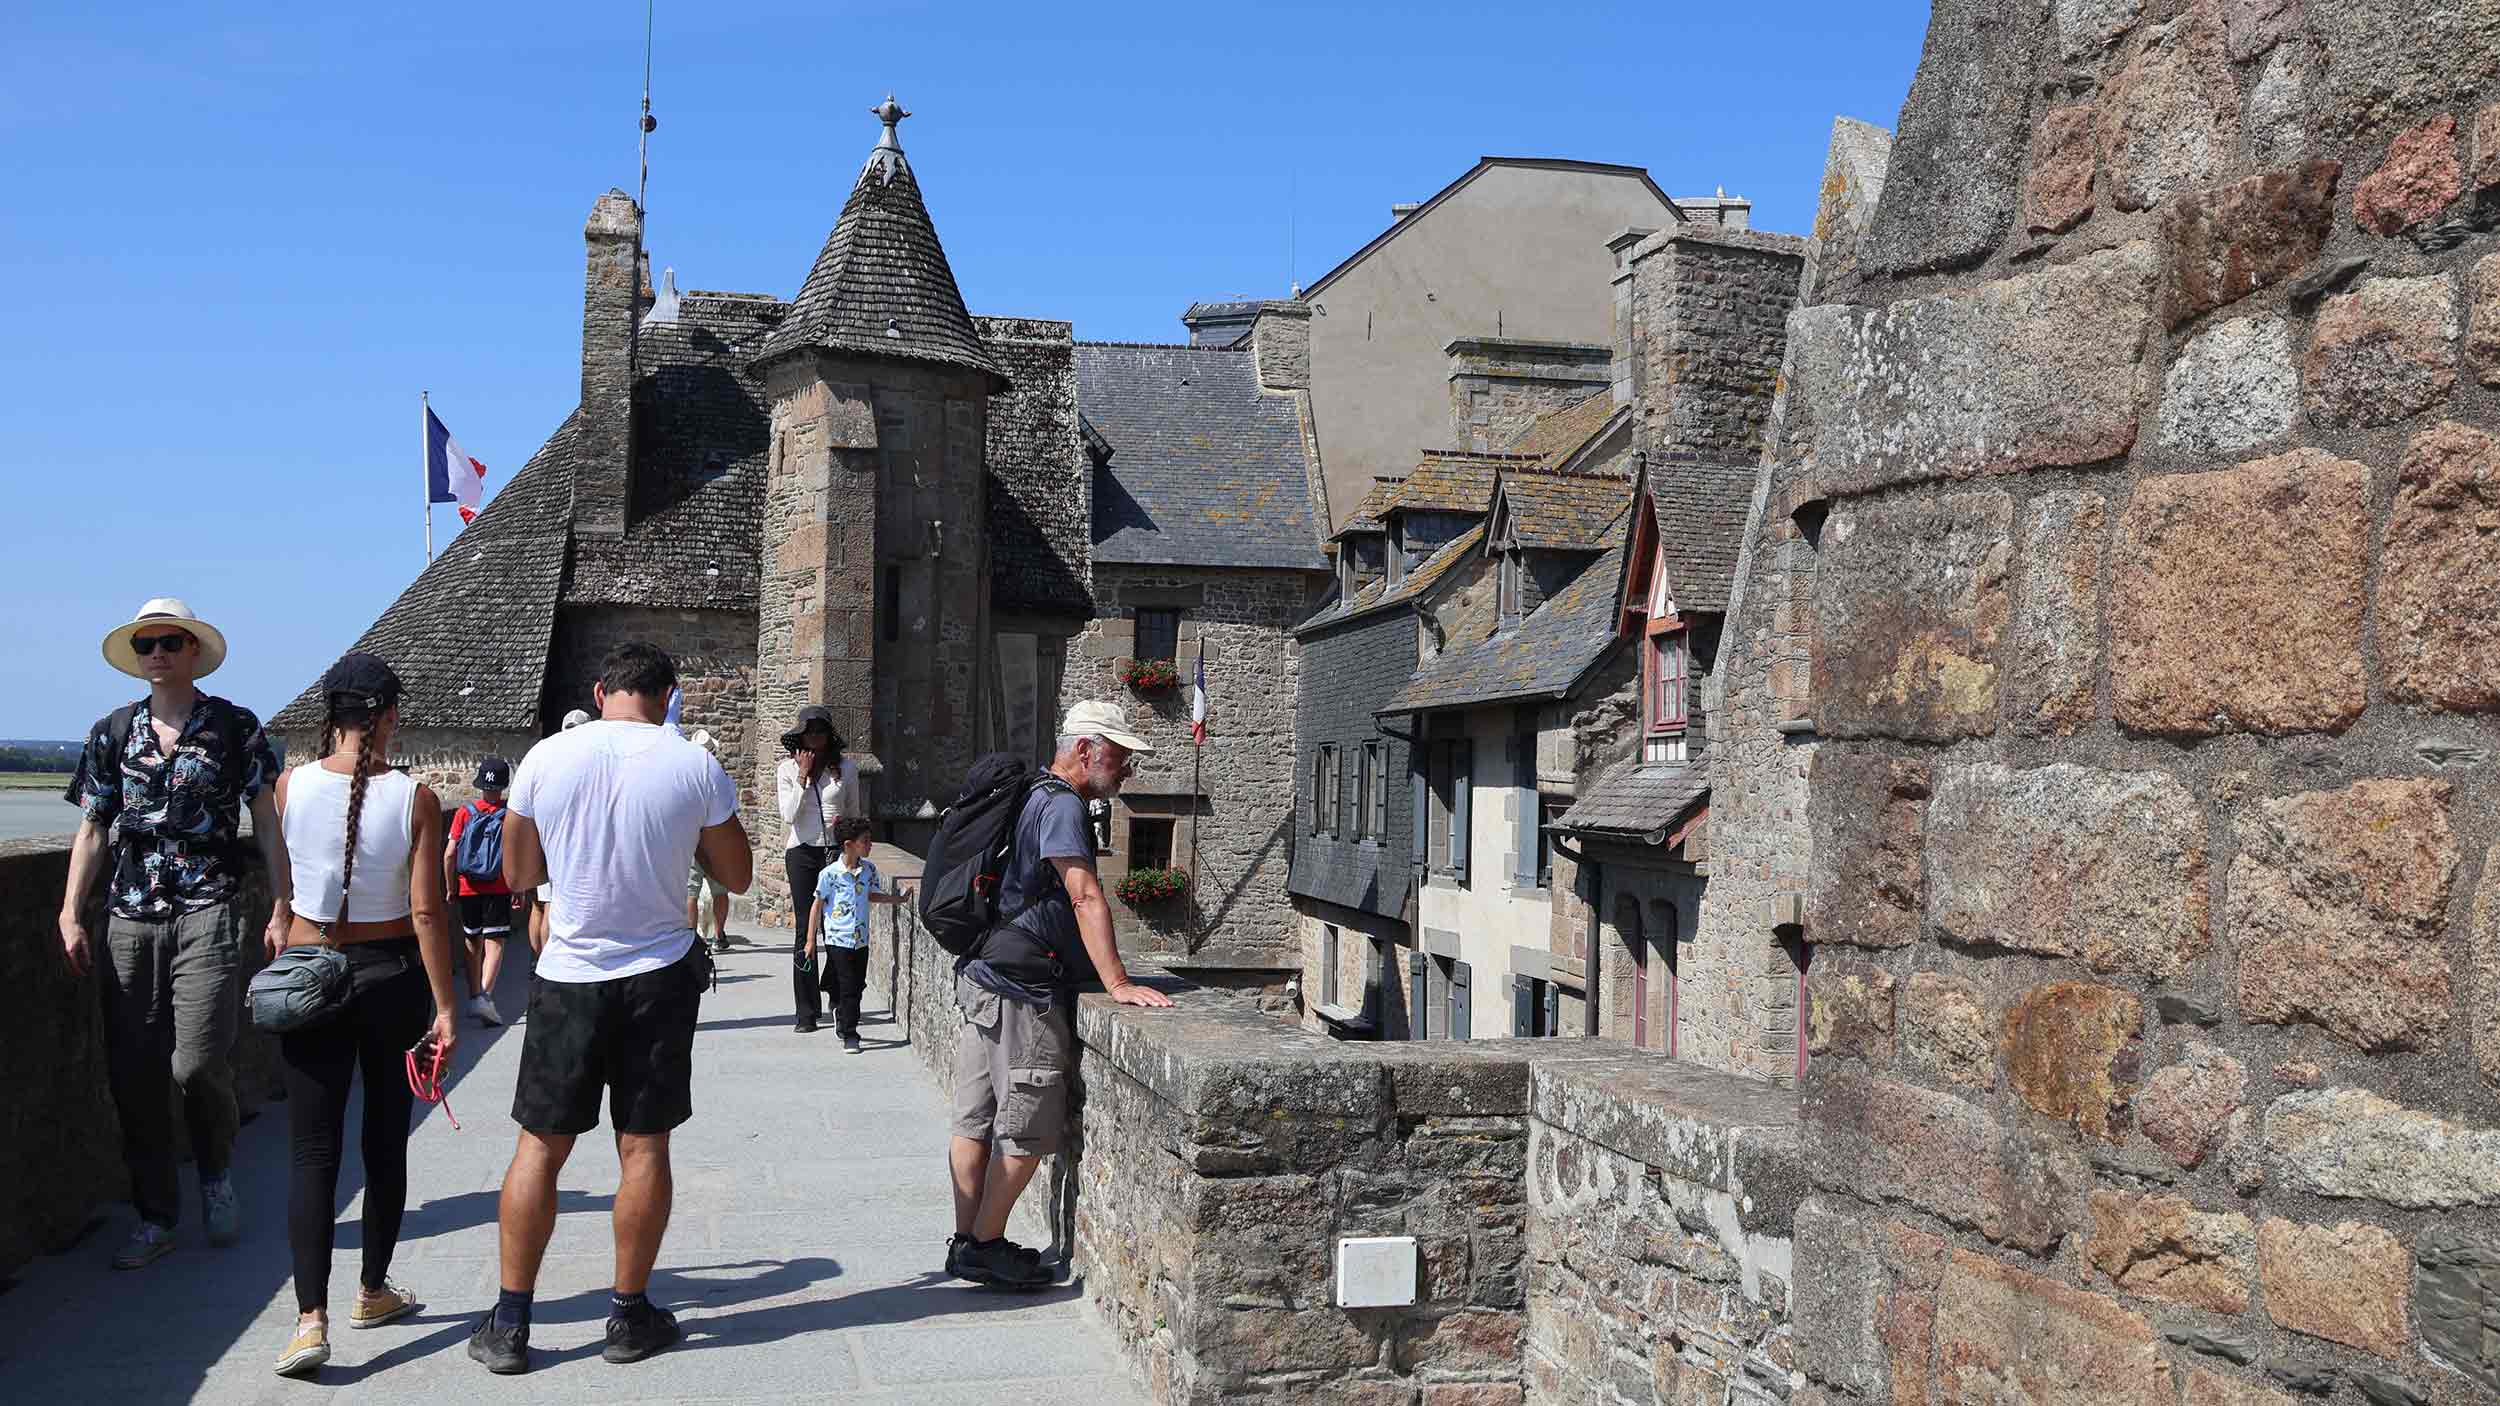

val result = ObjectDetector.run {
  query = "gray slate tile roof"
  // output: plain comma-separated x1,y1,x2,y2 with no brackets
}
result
274,413,578,733
1652,459,1759,613
1500,472,1634,550
1503,391,1623,470
1555,761,1708,837
1383,530,1628,713
1078,342,1327,571
752,141,1006,390
569,293,779,610
1295,523,1486,634
1386,451,1530,516
983,319,1092,614
1330,481,1397,540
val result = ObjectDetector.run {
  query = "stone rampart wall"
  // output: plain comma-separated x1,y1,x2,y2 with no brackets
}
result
867,895,1803,1405
0,840,281,1280
1789,4,2500,1406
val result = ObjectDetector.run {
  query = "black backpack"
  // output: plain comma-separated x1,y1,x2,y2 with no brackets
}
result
919,754,1071,957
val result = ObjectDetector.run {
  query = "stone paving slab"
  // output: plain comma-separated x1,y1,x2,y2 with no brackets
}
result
0,938,1141,1405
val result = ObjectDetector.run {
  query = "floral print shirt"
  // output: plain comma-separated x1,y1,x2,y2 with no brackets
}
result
68,693,280,920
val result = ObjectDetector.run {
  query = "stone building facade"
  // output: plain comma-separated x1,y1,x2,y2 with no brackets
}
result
275,105,1326,952
1783,2,2500,1404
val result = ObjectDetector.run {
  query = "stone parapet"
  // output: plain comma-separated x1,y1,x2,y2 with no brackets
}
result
0,840,282,1280
866,893,1802,1404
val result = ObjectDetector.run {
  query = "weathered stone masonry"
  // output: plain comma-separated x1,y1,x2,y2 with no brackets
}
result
1789,1,2500,1404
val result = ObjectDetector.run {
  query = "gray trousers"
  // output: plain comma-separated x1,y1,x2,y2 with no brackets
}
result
103,902,243,1228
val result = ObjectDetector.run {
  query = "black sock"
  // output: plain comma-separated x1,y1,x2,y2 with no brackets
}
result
493,1287,532,1331
612,1290,650,1313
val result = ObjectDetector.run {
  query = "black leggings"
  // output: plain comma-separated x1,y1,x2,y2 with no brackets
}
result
787,845,828,1025
279,939,430,1312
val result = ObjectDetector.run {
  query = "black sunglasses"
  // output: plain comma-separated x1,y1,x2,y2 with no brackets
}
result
130,632,193,656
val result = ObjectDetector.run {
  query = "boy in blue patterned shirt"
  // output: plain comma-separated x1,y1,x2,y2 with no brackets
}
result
803,818,901,1051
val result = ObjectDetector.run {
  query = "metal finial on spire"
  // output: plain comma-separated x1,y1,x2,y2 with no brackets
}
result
863,94,912,185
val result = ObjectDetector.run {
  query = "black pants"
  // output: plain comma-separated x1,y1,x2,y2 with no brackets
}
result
786,845,828,1028
278,939,429,1312
819,945,870,1038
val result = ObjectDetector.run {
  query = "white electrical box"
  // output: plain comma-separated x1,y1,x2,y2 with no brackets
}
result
1335,1235,1419,1308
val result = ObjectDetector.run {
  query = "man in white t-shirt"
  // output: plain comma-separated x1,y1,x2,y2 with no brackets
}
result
467,644,752,1376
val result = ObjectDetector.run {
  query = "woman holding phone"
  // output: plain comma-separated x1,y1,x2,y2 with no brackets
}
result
267,652,461,1376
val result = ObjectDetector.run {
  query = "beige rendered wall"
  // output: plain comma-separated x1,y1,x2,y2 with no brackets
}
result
1416,707,1553,1039
1304,163,1674,527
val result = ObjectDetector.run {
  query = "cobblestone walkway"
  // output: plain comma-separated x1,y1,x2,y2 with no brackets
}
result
0,937,1140,1405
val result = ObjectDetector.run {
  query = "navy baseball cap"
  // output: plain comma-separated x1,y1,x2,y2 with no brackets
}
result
473,756,511,790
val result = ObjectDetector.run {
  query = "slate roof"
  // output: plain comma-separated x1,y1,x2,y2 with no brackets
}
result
1555,761,1708,837
273,414,578,733
1383,530,1629,713
1503,391,1623,470
1078,342,1327,571
751,118,1006,390
1295,524,1486,634
1330,481,1397,539
982,319,1092,614
1651,459,1759,613
569,293,780,610
1499,472,1633,550
1385,450,1529,516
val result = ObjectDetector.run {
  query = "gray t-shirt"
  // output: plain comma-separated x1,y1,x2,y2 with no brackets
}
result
957,778,1098,1002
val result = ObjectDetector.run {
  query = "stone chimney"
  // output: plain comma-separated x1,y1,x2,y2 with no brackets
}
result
1250,300,1312,392
1627,224,1806,463
1443,337,1612,451
576,189,642,539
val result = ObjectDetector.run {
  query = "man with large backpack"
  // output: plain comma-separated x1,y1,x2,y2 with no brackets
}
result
934,700,1172,1290
444,755,515,1027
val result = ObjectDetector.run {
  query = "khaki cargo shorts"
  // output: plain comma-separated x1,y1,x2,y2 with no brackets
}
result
951,971,1073,1157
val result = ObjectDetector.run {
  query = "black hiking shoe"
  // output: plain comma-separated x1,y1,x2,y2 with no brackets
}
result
603,1299,681,1364
951,1236,1052,1290
467,1314,530,1375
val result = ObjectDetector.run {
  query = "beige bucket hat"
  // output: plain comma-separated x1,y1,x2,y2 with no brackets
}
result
102,597,228,680
1061,699,1154,754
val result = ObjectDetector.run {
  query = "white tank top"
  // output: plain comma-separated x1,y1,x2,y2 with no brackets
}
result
284,761,417,925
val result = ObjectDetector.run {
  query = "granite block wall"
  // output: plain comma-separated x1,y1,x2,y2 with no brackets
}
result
1446,338,1614,452
1788,4,2500,1406
0,841,281,1280
1069,565,1317,969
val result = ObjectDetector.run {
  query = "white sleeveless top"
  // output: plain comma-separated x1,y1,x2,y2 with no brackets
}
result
284,761,417,924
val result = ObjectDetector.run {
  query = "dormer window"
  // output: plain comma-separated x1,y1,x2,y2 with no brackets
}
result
1644,627,1688,763
1498,551,1523,623
1387,521,1407,585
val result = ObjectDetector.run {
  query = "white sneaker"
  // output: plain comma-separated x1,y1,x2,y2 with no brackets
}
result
470,995,503,1027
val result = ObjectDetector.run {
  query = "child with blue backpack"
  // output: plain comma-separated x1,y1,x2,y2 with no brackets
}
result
444,755,515,1027
804,817,902,1050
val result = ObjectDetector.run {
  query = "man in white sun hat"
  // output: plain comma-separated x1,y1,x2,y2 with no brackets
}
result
942,699,1173,1291
59,597,289,1269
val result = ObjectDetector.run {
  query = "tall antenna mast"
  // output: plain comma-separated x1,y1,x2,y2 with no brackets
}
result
1288,169,1298,297
637,0,656,211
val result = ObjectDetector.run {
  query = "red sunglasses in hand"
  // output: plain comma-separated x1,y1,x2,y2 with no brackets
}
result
406,1036,461,1131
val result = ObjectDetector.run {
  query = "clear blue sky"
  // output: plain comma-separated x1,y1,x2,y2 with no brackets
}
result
1,0,1924,741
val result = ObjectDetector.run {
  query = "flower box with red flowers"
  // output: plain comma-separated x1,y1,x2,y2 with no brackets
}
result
1115,866,1188,906
1118,657,1180,694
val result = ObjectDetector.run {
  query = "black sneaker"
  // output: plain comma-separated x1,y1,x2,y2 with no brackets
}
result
467,1313,530,1375
943,1231,975,1280
954,1236,1052,1290
842,1033,862,1052
794,1022,818,1035
603,1299,681,1364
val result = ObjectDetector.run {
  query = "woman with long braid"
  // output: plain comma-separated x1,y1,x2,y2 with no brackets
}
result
268,653,460,1377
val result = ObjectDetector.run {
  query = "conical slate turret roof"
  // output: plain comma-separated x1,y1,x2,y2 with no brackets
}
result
752,96,1008,390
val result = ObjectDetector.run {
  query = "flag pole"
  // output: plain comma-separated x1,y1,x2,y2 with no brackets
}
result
1190,639,1205,949
421,390,433,564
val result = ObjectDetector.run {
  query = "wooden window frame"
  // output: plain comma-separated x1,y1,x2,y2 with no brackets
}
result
1128,814,1175,871
1134,607,1181,664
1644,625,1689,737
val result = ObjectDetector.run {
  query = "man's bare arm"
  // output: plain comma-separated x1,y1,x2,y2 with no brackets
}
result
57,818,110,976
249,789,292,959
1051,856,1172,1008
502,811,549,893
696,815,754,894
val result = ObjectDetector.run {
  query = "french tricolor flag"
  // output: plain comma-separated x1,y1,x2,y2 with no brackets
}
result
1191,644,1210,746
425,408,488,524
